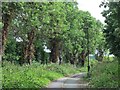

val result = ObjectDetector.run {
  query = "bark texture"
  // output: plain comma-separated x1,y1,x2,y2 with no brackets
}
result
50,38,61,63
23,29,35,64
2,14,11,54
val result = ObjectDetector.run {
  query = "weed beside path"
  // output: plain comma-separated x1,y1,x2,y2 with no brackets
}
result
2,61,81,88
89,60,118,88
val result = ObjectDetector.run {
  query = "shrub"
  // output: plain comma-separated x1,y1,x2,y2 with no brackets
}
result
2,61,81,88
89,59,118,88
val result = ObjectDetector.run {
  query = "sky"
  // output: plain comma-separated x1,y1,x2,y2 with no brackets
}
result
77,0,106,24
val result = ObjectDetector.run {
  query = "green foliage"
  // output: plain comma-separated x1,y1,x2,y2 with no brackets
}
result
101,2,120,57
89,59,99,68
2,2,105,64
78,59,99,72
0,22,3,29
2,61,81,88
103,56,115,62
46,63,81,76
89,60,118,88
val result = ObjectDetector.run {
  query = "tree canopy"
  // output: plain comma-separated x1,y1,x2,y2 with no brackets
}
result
1,2,105,65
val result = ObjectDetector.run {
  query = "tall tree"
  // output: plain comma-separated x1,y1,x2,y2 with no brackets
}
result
100,1,120,57
2,3,14,54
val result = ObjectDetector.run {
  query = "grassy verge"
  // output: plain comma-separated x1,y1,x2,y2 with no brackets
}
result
89,58,119,88
2,61,81,88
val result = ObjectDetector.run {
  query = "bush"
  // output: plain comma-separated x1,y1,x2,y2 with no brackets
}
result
2,61,81,88
89,59,118,88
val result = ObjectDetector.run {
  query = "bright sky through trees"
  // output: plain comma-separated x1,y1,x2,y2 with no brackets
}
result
77,0,106,24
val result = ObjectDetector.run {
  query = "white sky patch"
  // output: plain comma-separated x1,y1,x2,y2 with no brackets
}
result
16,37,23,42
77,0,106,24
43,45,51,53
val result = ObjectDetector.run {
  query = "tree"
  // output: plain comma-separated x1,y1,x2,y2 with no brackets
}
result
42,2,69,63
2,2,18,54
2,2,105,65
100,1,120,57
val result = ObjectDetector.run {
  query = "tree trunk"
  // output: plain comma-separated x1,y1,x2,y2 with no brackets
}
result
22,29,35,64
50,38,60,63
69,53,74,65
78,50,88,67
27,29,35,64
2,14,11,54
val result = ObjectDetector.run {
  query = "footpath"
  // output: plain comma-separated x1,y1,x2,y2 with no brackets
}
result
47,72,89,88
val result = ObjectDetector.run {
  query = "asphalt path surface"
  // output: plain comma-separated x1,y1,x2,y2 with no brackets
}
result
47,72,89,88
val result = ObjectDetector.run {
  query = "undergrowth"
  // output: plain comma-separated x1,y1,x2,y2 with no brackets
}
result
2,61,81,88
89,58,119,88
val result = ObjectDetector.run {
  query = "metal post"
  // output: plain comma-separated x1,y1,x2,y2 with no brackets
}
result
87,27,90,78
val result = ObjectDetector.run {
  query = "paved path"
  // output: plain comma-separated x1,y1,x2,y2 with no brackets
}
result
47,72,89,88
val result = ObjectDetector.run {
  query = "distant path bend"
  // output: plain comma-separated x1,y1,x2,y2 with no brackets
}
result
47,72,89,88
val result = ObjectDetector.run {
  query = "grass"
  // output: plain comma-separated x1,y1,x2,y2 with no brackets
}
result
2,61,81,88
89,58,119,88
